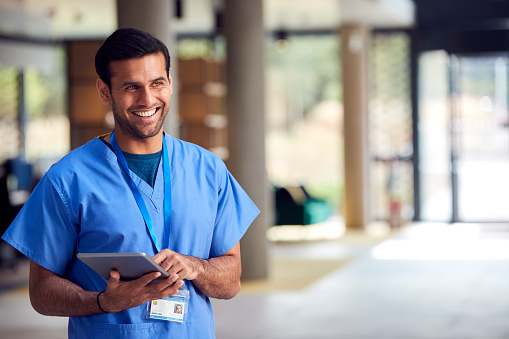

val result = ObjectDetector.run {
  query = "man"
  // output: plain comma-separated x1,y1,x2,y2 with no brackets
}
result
1,28,259,338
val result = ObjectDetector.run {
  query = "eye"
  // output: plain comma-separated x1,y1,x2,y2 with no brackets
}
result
125,85,138,91
152,81,164,87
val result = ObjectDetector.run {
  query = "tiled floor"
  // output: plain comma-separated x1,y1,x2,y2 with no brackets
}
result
2,222,509,339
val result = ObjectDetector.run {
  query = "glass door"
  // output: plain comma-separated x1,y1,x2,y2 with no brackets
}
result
454,54,509,222
419,52,509,222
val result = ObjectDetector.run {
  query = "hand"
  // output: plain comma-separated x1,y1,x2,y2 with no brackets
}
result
99,270,184,314
152,249,205,281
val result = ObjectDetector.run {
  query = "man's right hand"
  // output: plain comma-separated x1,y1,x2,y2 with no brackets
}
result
99,270,184,313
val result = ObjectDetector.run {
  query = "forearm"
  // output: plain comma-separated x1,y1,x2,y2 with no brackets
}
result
29,260,102,317
187,253,241,300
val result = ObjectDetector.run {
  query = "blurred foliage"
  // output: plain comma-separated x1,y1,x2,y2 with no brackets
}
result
24,48,66,118
25,66,51,118
0,65,18,118
267,35,341,115
177,39,214,60
0,46,67,164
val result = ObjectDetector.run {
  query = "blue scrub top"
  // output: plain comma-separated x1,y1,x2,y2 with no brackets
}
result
2,134,259,339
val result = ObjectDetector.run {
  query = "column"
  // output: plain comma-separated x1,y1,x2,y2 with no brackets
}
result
341,24,370,229
223,0,269,280
116,0,179,137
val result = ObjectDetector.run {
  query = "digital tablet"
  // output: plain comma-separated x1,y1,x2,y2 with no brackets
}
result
77,252,170,283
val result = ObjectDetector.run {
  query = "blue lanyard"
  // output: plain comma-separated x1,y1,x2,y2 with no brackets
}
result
110,131,172,253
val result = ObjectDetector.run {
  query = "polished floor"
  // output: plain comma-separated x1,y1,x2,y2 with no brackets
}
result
1,222,509,338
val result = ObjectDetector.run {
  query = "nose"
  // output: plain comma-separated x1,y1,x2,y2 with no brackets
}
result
137,86,156,107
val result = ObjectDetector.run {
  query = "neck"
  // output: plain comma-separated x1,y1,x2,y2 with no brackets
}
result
110,130,164,154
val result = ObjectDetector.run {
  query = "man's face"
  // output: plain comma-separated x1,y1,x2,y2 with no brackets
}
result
104,52,172,141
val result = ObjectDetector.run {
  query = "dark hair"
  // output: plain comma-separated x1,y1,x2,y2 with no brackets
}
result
95,27,171,88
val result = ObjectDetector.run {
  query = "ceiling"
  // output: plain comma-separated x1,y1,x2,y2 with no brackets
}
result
0,0,415,40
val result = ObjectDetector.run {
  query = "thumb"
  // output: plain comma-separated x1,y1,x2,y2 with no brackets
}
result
108,270,121,284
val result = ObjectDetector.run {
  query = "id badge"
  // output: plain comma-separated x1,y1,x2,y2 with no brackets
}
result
147,289,190,323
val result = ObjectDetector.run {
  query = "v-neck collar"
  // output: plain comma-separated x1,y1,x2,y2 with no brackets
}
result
91,136,169,203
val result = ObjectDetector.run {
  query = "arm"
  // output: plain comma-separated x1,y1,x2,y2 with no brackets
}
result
29,260,183,316
153,242,242,300
29,260,102,316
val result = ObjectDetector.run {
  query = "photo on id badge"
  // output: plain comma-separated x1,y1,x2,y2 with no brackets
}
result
149,298,185,322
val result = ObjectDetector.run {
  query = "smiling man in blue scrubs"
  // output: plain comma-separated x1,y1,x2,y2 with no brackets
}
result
1,28,259,338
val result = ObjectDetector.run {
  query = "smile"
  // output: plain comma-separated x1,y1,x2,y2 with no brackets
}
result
132,107,158,117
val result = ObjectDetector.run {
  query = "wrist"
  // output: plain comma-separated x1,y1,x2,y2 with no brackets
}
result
187,255,205,280
97,291,109,313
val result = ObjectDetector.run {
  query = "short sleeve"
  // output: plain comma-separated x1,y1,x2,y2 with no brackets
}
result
1,175,78,276
209,165,260,258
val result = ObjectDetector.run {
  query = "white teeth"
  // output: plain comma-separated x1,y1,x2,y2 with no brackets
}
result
132,108,157,117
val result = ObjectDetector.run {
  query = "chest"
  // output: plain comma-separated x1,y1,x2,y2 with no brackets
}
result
74,165,218,258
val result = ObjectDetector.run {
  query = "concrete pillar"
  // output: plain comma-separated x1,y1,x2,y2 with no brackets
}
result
340,24,370,229
116,0,179,137
223,0,269,280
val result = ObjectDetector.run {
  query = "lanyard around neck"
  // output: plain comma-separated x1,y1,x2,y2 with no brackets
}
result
110,131,172,253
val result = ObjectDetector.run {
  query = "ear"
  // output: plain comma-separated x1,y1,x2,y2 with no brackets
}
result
168,74,173,95
96,79,111,105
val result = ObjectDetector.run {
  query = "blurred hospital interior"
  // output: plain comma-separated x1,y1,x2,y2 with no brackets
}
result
1,0,509,338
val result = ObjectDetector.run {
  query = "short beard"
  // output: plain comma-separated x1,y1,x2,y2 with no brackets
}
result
111,94,168,140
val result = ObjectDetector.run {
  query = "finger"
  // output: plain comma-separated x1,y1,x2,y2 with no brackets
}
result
149,274,179,292
174,279,185,290
160,256,186,274
163,256,187,275
151,249,172,264
157,258,172,272
166,274,179,285
137,271,162,287
167,261,192,280
160,280,185,297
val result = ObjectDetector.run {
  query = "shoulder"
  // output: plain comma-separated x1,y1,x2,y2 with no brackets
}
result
166,136,230,191
44,138,109,183
167,135,226,170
